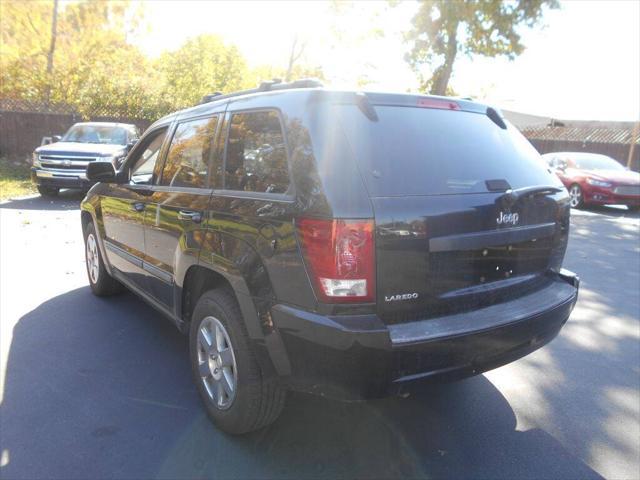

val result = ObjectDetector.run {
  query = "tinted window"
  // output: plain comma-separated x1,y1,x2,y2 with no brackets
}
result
130,128,168,185
160,116,219,188
225,110,289,194
337,105,560,196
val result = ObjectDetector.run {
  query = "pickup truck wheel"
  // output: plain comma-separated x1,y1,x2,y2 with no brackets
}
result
84,222,123,296
190,289,286,434
37,186,59,197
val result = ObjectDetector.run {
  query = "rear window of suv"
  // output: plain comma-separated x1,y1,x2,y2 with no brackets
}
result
337,105,556,197
224,110,290,194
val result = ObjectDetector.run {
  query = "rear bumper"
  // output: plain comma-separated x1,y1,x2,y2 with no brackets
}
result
31,167,92,190
271,270,579,400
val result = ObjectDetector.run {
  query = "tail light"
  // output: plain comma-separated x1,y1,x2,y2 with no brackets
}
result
297,218,375,303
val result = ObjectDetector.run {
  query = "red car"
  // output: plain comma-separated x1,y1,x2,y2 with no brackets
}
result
542,152,640,211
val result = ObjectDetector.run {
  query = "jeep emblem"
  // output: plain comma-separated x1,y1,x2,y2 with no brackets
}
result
497,211,519,226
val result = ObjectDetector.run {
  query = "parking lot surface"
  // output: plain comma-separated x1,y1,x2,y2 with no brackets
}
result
1,191,638,479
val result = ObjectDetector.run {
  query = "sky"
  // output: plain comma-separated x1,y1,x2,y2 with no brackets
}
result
133,0,640,121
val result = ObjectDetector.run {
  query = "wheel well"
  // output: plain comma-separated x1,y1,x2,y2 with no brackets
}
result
81,210,93,234
181,265,233,326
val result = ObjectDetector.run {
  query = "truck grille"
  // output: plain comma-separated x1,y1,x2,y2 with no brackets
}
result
613,185,640,196
40,162,85,170
38,155,97,173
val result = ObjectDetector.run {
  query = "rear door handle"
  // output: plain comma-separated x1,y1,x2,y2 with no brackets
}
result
178,210,203,223
132,202,145,212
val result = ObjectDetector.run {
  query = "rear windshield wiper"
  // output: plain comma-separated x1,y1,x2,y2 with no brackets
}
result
499,185,563,207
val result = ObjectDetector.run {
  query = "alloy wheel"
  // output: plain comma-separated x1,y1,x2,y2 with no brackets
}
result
86,233,100,284
197,316,238,410
569,185,582,208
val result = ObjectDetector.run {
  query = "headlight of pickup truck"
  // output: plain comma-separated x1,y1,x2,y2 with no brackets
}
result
32,153,41,167
586,178,612,188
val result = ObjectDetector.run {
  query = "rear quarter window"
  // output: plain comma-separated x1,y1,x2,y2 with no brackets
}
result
337,105,557,196
224,110,290,194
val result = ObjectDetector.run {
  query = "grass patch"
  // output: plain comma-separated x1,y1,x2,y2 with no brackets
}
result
0,158,36,201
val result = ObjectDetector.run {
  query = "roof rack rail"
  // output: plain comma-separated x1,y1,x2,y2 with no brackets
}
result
199,78,323,105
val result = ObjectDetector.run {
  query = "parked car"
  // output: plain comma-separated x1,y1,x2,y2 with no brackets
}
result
542,152,640,211
80,80,579,434
31,122,139,197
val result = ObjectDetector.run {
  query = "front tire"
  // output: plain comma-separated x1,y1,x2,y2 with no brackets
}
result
84,222,123,296
568,184,584,208
37,185,59,197
189,289,286,434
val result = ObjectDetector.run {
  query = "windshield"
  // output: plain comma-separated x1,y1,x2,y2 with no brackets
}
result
337,105,559,196
570,153,625,171
63,125,131,145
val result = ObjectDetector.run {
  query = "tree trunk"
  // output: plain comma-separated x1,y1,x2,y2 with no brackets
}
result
45,0,59,106
431,25,458,96
285,35,305,82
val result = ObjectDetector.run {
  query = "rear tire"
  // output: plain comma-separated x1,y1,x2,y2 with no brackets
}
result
84,222,123,296
37,185,59,197
189,289,286,434
568,184,584,208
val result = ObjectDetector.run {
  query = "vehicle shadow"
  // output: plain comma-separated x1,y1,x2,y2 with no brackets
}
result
0,189,84,211
0,287,603,479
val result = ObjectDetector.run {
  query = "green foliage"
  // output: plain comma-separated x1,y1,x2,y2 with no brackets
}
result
157,35,249,108
1,0,162,116
404,0,559,95
0,1,325,122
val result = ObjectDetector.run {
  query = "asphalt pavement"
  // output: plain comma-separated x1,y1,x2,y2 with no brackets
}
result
1,191,638,479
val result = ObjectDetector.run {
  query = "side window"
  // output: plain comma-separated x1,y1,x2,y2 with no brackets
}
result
225,110,289,194
129,128,168,185
159,116,218,188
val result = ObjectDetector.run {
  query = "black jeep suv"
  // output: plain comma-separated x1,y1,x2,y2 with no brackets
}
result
81,80,579,434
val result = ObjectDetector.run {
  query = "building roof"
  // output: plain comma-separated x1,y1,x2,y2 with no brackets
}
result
502,110,551,128
521,125,640,145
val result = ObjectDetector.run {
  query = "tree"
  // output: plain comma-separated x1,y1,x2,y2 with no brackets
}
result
157,35,249,110
250,63,325,87
284,35,306,82
0,0,153,116
403,0,558,95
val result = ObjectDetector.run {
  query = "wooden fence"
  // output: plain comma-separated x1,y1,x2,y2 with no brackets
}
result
526,138,639,172
0,110,150,160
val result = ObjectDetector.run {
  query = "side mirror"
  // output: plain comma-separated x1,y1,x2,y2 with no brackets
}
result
52,135,62,143
86,161,117,183
126,139,138,152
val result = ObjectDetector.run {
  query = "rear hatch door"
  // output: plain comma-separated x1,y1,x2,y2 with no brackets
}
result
336,96,570,323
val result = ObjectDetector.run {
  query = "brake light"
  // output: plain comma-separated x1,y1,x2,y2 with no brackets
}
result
297,218,375,303
417,98,460,110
